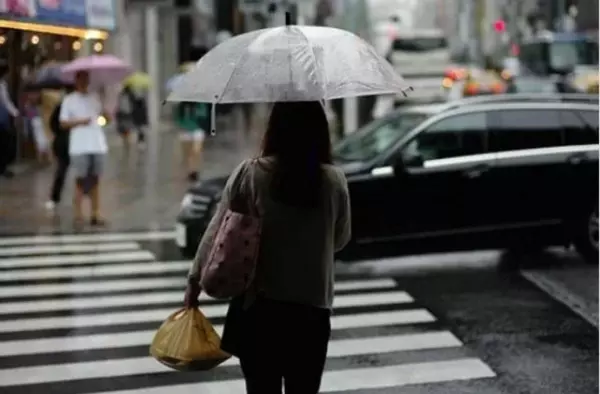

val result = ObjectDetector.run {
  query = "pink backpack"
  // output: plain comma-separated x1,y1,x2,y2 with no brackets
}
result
200,162,262,299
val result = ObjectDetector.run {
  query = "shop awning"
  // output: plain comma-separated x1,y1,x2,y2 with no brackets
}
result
0,20,108,40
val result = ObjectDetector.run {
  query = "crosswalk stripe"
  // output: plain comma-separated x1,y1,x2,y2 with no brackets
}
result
0,231,176,246
0,250,156,269
0,291,413,336
0,260,191,281
0,284,409,315
0,233,498,393
0,309,436,356
0,277,397,298
0,332,463,386
0,308,436,356
87,359,495,394
0,242,141,257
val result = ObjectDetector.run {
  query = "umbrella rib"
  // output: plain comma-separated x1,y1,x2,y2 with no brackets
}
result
217,41,255,104
297,27,328,97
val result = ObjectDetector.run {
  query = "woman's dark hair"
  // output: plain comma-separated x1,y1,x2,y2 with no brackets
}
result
260,101,332,208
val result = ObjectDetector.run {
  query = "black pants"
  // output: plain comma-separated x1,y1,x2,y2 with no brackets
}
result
50,139,69,203
0,125,16,174
238,298,331,394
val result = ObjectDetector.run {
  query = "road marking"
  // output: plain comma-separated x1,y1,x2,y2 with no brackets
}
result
0,332,466,386
0,250,155,269
0,277,397,298
522,270,599,328
0,242,141,257
0,231,176,246
0,260,191,281
0,309,435,356
0,291,413,334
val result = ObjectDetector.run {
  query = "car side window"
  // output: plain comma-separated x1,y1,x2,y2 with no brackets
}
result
488,109,563,152
400,112,488,165
561,110,599,146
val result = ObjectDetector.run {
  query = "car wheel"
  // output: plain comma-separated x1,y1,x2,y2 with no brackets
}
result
573,206,599,264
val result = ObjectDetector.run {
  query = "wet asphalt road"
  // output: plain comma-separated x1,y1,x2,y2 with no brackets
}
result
0,114,597,393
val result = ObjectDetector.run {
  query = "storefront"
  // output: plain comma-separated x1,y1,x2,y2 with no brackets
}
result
0,0,116,160
0,0,115,82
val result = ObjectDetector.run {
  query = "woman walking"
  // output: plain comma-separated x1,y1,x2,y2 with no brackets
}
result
184,101,352,394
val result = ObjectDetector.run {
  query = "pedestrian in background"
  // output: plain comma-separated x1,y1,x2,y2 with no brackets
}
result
24,91,51,164
0,63,19,178
45,86,73,211
59,71,110,226
175,101,208,182
116,84,148,150
184,101,352,394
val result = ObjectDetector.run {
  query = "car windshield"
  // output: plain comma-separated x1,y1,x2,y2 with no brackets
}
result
549,41,599,68
333,112,429,162
393,36,446,52
514,78,558,93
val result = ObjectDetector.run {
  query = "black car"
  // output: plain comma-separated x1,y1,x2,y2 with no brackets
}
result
175,97,599,263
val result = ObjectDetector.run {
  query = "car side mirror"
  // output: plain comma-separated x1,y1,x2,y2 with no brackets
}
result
400,154,424,169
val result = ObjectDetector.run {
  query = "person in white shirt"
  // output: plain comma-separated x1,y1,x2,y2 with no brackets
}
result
59,71,111,226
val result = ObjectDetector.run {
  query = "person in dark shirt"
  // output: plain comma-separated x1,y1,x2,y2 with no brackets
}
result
45,86,73,211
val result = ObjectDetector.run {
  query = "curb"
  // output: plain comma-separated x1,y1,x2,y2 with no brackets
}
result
521,270,599,329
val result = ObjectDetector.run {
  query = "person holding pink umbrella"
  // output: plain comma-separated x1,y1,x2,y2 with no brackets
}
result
59,55,132,227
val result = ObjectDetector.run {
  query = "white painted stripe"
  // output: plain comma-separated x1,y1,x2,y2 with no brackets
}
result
0,231,176,247
0,242,141,257
0,332,463,386
0,283,402,315
0,260,190,281
0,309,435,356
0,250,155,269
89,359,495,394
0,278,186,298
0,291,413,330
0,357,496,388
0,277,396,299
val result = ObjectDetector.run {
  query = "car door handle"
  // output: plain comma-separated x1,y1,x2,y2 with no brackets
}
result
463,163,490,179
567,153,588,165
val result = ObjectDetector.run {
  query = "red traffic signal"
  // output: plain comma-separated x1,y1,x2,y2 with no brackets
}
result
493,19,506,32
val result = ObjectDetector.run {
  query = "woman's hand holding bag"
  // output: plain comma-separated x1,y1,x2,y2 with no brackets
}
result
184,278,201,309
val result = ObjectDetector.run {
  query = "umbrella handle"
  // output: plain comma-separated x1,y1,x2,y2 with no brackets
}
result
210,102,216,136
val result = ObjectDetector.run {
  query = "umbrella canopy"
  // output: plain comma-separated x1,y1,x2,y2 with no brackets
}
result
26,62,72,90
124,71,151,89
166,74,185,92
61,55,133,87
166,25,411,104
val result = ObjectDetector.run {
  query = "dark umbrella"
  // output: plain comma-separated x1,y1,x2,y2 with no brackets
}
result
24,78,74,91
25,63,72,91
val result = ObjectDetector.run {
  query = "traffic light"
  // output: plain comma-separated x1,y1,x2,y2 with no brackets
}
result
493,19,506,32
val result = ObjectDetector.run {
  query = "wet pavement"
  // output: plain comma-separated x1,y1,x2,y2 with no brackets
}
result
0,114,261,235
0,237,596,394
0,109,597,393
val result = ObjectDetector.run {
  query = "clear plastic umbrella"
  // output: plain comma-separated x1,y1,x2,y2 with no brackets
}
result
166,25,411,105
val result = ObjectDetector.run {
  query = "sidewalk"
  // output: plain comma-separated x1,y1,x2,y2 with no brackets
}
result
0,111,260,235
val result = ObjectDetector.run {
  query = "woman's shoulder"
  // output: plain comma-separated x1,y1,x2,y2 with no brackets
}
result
321,163,347,184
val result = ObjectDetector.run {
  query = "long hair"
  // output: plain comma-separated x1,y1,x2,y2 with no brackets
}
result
260,101,332,208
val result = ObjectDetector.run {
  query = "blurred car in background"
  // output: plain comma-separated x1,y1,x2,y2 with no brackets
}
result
176,94,599,264
506,75,559,94
461,68,506,97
